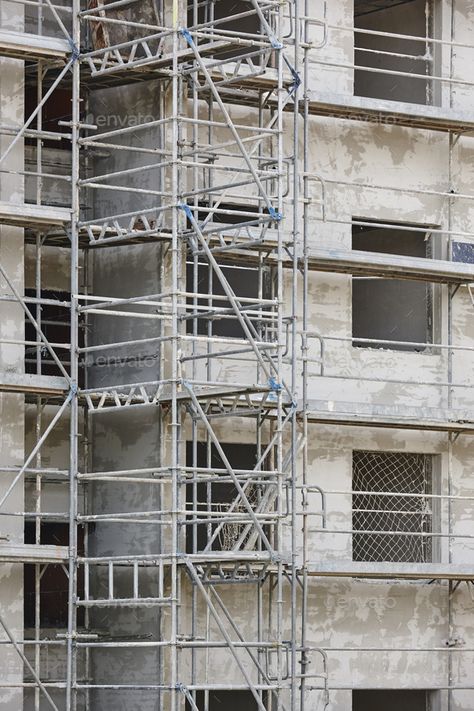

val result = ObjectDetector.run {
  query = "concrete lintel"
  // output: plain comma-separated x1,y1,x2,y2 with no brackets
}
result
306,561,474,581
306,248,474,284
0,202,71,229
0,543,68,563
305,400,474,433
0,29,70,61
308,91,474,133
0,372,69,396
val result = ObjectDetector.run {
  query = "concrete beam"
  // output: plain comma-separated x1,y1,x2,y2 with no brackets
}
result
307,91,474,133
306,248,474,284
0,372,68,396
0,543,68,563
305,400,474,433
0,29,70,61
306,561,474,580
0,202,71,229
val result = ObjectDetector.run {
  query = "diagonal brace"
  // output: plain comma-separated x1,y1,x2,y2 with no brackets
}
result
0,261,71,382
0,610,60,711
184,382,274,555
0,392,73,511
185,560,268,711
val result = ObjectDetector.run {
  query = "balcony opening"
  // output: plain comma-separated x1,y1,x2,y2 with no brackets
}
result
352,451,434,563
24,522,84,628
185,690,267,711
187,0,263,61
354,0,435,105
353,689,436,711
24,289,85,383
25,85,72,149
186,259,270,340
185,441,269,553
352,222,435,351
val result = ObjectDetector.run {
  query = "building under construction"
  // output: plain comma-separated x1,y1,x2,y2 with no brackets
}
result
1,0,474,709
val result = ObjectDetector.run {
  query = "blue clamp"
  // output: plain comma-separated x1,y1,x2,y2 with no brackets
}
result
283,56,301,93
180,27,195,47
289,67,302,91
271,38,284,50
268,377,282,392
179,203,193,221
68,40,80,62
69,383,78,395
268,206,283,222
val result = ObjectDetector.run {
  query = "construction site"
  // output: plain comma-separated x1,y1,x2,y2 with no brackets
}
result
2,0,474,708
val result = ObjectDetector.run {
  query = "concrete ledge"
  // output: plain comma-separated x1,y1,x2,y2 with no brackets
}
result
308,91,474,133
306,561,474,580
0,543,68,563
0,29,70,61
0,372,69,396
307,248,474,284
0,202,71,229
305,400,474,434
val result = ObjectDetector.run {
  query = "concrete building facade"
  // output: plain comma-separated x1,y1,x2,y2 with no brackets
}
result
0,1,474,710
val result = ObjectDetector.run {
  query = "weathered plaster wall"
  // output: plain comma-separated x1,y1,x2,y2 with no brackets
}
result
0,2,24,709
11,1,474,709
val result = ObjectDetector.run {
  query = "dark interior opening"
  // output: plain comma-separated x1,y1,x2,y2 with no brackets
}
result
352,223,433,351
185,260,268,339
354,0,434,105
25,85,72,148
185,689,267,711
353,689,430,711
185,441,265,553
24,289,85,383
24,522,84,628
187,0,262,60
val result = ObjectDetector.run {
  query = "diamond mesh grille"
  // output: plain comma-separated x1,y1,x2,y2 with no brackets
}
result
352,451,432,563
218,485,260,551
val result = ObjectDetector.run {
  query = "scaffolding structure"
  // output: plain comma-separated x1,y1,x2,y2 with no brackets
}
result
2,0,474,709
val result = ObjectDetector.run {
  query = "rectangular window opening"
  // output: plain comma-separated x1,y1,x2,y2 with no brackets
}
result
352,222,436,351
354,0,436,105
185,260,271,340
185,690,268,711
24,522,85,628
352,451,433,563
24,289,85,384
185,442,271,554
25,85,72,149
187,0,264,61
353,689,437,711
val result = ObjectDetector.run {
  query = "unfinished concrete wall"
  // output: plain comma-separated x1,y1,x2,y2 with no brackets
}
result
87,79,165,711
0,2,24,709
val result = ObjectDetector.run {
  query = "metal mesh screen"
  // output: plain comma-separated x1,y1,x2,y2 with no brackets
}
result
352,451,433,563
218,485,260,551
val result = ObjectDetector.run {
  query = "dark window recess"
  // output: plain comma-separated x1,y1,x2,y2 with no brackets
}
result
187,0,262,60
353,689,430,711
352,451,433,564
352,223,433,351
354,0,434,105
24,289,85,382
185,690,267,711
25,86,72,148
186,441,269,553
186,261,270,339
24,522,84,628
